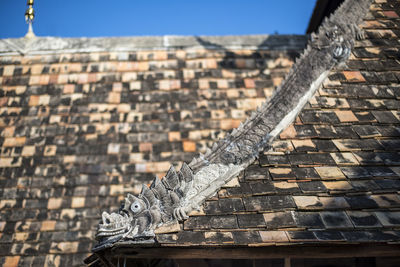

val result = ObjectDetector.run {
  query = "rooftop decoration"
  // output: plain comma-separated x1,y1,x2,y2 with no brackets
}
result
24,0,35,38
93,0,374,252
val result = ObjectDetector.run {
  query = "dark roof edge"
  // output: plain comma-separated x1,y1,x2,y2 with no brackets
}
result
96,243,400,260
86,243,400,265
0,34,307,55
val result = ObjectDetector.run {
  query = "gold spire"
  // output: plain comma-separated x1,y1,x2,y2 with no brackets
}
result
24,0,35,38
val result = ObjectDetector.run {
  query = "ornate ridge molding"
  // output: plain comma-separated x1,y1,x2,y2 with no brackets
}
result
0,35,307,56
93,0,373,251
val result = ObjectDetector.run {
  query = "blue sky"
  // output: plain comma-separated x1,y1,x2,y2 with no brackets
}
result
0,0,316,38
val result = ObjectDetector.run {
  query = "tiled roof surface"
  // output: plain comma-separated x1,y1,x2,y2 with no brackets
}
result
154,0,400,247
0,36,304,265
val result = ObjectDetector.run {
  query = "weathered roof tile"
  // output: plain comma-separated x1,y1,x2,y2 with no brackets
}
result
259,230,289,243
320,211,354,229
237,214,266,228
345,195,380,209
287,231,317,242
314,230,345,241
375,211,400,227
347,211,382,228
232,230,262,244
263,211,296,229
210,215,238,229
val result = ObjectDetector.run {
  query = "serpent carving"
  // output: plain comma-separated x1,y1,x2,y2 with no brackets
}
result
95,163,193,248
93,0,373,251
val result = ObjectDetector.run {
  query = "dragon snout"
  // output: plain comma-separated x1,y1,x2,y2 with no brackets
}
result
102,211,111,225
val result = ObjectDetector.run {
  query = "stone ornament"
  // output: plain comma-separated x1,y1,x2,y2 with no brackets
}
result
95,163,193,248
94,0,373,250
95,162,241,250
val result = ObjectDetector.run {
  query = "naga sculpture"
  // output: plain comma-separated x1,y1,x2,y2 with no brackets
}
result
95,161,241,250
93,0,373,251
95,163,193,248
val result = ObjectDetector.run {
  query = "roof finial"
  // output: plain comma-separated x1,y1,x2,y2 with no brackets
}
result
24,0,36,38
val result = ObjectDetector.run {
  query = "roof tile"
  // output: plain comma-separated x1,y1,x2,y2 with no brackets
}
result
293,196,322,210
375,211,400,227
292,167,321,180
370,194,400,207
322,181,353,191
287,231,317,242
210,215,238,229
320,211,353,229
259,231,289,243
335,110,359,123
345,195,379,209
347,211,382,228
315,167,346,179
298,181,327,193
184,216,211,230
243,195,295,212
263,211,296,229
330,152,360,165
204,231,234,244
232,230,262,244
314,231,345,241
237,214,266,228
269,168,296,180
249,182,276,195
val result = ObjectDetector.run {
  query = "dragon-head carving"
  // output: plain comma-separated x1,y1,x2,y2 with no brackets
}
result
96,194,148,244
94,163,194,249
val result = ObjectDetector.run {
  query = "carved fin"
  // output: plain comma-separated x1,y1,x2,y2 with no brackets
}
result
141,184,157,207
125,193,135,207
151,176,173,213
170,191,180,206
152,177,167,194
164,166,179,189
150,177,162,199
179,163,193,183
176,163,193,195
175,176,186,198
139,193,151,210
161,178,172,191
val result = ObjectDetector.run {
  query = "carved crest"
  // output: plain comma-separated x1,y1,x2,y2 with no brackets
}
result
95,163,193,248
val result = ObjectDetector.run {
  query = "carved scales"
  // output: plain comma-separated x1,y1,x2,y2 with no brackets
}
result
94,0,373,250
96,163,192,245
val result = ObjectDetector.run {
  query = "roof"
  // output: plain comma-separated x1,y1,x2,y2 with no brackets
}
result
0,34,306,266
87,0,400,263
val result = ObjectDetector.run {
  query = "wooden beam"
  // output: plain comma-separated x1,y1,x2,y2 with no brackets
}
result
110,244,400,259
96,252,116,267
284,258,291,267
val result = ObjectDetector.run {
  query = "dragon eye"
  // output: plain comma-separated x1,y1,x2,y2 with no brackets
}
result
130,201,141,213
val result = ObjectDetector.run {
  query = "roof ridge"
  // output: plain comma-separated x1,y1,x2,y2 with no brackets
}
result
92,0,373,252
0,34,307,55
